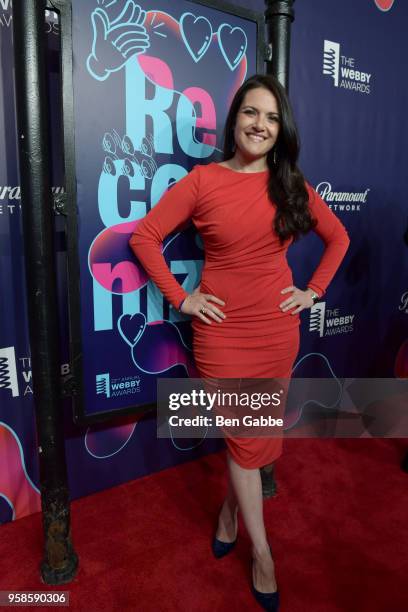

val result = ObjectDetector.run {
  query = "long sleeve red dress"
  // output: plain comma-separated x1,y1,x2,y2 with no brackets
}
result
129,162,350,468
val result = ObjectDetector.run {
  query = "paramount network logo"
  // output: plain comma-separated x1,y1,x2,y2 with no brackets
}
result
0,186,64,217
399,291,408,314
316,181,370,213
0,186,64,201
309,303,355,337
0,346,19,397
323,40,372,94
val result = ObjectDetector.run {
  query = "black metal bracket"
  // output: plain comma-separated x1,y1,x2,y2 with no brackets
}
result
61,373,77,397
263,42,273,62
46,0,61,10
53,192,67,216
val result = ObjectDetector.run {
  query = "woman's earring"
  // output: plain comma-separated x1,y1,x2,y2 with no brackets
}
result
273,147,278,164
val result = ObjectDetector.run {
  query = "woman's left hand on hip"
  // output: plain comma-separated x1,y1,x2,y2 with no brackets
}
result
279,286,315,314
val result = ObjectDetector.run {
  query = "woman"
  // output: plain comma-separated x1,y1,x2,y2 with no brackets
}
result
129,74,350,610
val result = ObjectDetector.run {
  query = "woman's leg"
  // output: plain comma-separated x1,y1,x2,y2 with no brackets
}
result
216,474,238,542
227,453,277,593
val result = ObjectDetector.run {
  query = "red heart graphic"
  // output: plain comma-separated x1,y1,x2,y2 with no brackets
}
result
374,0,395,11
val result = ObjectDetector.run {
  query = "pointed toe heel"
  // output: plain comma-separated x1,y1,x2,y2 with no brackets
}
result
251,558,279,611
212,536,236,559
212,504,238,559
251,583,280,611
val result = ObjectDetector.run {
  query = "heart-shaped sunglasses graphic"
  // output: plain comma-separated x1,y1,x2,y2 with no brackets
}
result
178,11,247,70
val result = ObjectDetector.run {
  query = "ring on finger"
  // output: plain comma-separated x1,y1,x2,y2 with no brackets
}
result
200,307,207,315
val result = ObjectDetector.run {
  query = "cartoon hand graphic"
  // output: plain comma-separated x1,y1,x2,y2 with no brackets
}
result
87,0,149,82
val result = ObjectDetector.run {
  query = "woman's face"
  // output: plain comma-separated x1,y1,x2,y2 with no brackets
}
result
233,87,280,162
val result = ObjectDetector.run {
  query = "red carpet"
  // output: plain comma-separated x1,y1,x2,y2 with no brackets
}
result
1,439,408,611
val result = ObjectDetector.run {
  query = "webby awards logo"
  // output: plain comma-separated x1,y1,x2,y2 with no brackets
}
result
323,40,372,95
0,0,12,28
0,346,19,397
0,348,70,399
309,303,355,338
96,372,141,398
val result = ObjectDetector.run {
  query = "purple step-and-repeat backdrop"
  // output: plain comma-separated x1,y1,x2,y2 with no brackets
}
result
1,0,407,524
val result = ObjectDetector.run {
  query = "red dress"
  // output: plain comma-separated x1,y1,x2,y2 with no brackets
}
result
130,163,350,468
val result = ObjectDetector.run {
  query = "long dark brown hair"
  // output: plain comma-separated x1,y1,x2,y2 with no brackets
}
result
223,74,316,242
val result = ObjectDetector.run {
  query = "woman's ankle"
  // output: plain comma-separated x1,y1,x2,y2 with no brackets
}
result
252,542,272,563
220,499,238,521
216,502,238,542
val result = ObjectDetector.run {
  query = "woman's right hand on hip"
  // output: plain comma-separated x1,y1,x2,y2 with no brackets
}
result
180,287,226,324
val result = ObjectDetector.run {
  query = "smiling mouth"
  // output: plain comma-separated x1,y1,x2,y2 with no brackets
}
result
246,133,266,142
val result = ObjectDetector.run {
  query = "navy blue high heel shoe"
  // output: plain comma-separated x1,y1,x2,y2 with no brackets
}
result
251,559,280,611
212,507,238,559
211,536,236,559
